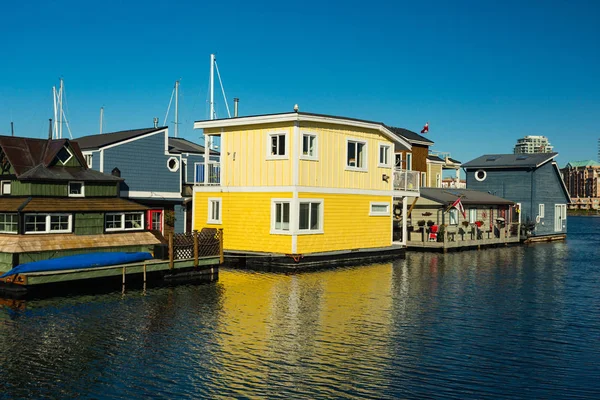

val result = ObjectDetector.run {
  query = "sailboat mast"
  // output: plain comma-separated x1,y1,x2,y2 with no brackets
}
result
53,86,58,139
100,107,104,134
210,54,215,121
59,79,64,139
175,80,179,137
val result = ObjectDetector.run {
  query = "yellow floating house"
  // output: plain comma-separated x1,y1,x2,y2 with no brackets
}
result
192,111,420,267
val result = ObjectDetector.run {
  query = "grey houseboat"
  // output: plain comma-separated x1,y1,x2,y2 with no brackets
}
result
462,153,570,240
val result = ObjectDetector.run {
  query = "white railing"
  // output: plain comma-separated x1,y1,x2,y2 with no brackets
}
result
194,161,221,185
394,168,420,192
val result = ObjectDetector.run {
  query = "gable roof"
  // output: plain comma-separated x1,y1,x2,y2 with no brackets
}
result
419,188,515,206
564,160,600,168
168,137,219,155
0,136,89,178
386,127,434,146
462,153,558,169
194,111,412,151
75,127,166,150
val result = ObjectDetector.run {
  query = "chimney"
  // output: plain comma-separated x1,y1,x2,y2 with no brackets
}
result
233,98,239,118
48,119,53,139
153,117,159,128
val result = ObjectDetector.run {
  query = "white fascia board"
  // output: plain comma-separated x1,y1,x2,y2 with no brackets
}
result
99,128,169,151
121,190,183,199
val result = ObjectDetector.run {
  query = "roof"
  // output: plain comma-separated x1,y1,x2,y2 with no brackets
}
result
427,155,445,163
193,111,412,151
0,197,148,213
387,127,434,145
419,188,515,206
75,127,166,150
0,135,88,177
462,153,557,169
18,165,122,182
168,137,219,155
564,160,600,168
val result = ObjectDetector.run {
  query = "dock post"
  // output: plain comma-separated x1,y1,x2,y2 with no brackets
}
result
143,263,147,282
194,230,199,267
122,267,126,285
219,228,224,264
169,233,174,270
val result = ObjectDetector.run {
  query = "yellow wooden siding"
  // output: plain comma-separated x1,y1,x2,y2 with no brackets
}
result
296,193,392,254
193,191,292,254
298,122,393,190
427,164,443,187
207,123,293,187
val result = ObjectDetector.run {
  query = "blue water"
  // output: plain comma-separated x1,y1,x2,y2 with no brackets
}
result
0,216,599,399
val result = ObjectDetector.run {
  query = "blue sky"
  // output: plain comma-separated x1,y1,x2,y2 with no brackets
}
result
1,0,598,168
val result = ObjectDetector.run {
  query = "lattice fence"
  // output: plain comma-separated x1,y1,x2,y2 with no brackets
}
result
171,228,221,260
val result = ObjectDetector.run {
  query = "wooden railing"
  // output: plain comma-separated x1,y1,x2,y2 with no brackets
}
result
168,228,224,268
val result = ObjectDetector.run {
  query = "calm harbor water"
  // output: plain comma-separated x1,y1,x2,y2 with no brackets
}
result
1,216,599,399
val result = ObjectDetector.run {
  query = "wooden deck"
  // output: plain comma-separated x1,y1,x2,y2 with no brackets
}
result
408,224,521,252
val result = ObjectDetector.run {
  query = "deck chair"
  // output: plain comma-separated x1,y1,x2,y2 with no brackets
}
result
428,225,438,241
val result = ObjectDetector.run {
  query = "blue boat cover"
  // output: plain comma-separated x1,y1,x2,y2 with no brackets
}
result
0,252,154,278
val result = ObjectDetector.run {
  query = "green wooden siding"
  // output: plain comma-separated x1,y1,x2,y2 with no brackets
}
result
11,182,117,197
85,182,118,197
74,213,105,235
11,181,33,196
0,252,13,273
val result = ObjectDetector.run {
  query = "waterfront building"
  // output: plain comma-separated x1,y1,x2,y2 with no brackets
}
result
513,135,554,154
192,111,420,263
463,153,570,239
560,160,600,210
0,135,162,273
76,127,217,234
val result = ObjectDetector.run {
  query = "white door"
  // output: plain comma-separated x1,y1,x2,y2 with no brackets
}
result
554,204,565,232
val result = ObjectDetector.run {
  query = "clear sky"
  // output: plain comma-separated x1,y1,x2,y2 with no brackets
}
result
1,0,598,168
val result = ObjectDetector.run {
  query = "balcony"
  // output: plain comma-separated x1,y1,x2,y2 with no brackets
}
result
194,162,221,185
393,168,420,193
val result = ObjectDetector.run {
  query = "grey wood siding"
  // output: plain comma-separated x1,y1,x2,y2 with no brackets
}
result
533,162,568,235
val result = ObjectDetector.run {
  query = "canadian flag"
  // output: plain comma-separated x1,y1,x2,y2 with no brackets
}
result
421,122,429,134
451,197,466,218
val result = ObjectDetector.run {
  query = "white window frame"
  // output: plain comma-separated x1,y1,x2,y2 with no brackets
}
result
475,170,487,181
468,208,477,223
346,138,368,171
297,199,324,234
68,181,85,197
1,180,11,195
105,212,144,232
448,208,458,225
167,156,180,172
378,143,392,168
208,197,222,224
516,202,522,223
436,174,441,188
24,213,72,234
271,199,292,234
421,172,427,188
405,153,413,170
57,146,73,165
266,132,288,160
300,132,318,160
0,213,18,234
369,201,391,216
394,153,403,168
84,153,93,168
539,203,545,218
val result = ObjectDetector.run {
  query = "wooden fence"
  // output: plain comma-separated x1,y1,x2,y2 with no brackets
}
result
167,228,223,268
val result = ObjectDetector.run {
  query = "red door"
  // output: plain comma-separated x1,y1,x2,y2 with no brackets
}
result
147,209,163,233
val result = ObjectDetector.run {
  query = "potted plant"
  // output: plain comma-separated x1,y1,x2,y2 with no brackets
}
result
427,220,435,228
417,220,426,230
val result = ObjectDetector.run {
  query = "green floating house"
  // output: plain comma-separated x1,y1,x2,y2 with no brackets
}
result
0,135,163,274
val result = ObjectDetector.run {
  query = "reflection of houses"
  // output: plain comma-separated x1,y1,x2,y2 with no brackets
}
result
192,111,420,265
76,127,214,235
463,153,570,239
560,160,600,210
406,188,520,251
0,135,161,274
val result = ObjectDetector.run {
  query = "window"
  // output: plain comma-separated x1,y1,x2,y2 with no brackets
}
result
268,133,287,158
84,154,93,168
56,146,73,165
469,208,477,223
272,200,291,233
208,198,222,224
0,214,17,233
1,181,10,195
167,157,180,172
298,200,323,232
421,172,427,187
395,153,403,167
370,202,390,216
448,208,458,225
475,170,487,181
406,153,412,170
539,203,545,218
24,214,72,234
379,143,391,167
436,174,441,188
347,139,367,170
301,133,318,159
68,181,85,197
105,212,144,232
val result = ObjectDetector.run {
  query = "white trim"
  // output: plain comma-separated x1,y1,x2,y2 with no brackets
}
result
208,197,222,224
378,142,392,168
297,198,324,234
97,128,168,151
83,152,93,168
220,133,226,186
99,149,104,173
24,213,72,234
300,131,319,161
405,152,412,171
474,170,487,181
291,190,299,252
105,211,144,232
394,153,403,167
468,207,477,223
194,112,412,150
192,185,402,196
120,190,183,199
369,201,391,216
68,181,85,197
270,198,293,235
293,123,300,186
183,204,188,233
56,145,74,165
516,202,522,224
539,203,545,218
345,137,368,172
266,131,289,160
421,172,427,188
0,213,18,234
191,192,197,232
1,180,11,195
167,156,180,172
